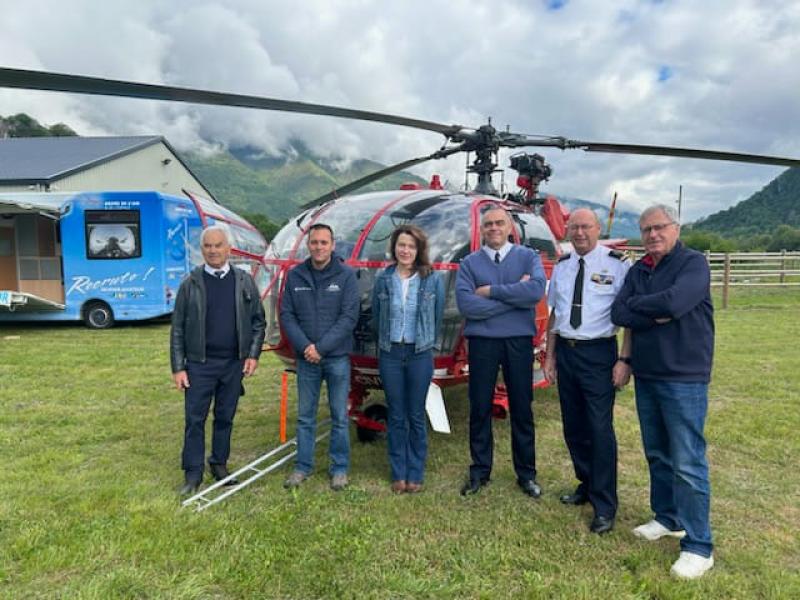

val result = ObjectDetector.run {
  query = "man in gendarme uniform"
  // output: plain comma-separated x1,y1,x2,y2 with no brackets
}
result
544,208,631,534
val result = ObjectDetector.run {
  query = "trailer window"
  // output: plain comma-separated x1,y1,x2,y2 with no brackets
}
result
85,210,142,260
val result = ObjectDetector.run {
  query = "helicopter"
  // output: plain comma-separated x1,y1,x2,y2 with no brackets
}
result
3,67,799,441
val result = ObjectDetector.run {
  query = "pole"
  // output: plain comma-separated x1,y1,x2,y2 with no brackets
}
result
280,371,288,443
780,249,786,285
722,253,731,309
606,191,617,237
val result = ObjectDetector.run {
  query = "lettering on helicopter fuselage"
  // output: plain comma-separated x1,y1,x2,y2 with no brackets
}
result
354,373,383,388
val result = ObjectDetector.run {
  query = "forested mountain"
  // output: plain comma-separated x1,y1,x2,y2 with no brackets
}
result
183,144,428,222
692,167,800,236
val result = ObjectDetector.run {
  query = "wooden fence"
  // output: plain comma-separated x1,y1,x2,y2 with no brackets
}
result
705,251,800,308
625,250,800,308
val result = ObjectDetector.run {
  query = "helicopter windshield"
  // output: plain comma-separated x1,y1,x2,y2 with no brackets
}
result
294,192,401,260
358,193,473,263
512,211,558,259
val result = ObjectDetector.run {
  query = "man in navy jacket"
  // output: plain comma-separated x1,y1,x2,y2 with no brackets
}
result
280,223,359,491
611,204,715,580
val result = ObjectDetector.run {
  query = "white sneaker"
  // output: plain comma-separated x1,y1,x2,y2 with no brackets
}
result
632,519,687,541
671,551,714,579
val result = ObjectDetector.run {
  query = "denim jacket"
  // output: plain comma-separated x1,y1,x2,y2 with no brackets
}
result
371,265,445,353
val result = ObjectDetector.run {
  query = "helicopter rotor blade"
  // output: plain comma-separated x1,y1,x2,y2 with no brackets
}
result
0,67,464,137
300,146,463,209
498,134,800,168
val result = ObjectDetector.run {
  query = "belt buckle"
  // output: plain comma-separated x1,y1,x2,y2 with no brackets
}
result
565,338,577,347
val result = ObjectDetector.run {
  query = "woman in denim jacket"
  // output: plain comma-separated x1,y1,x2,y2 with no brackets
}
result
371,224,445,493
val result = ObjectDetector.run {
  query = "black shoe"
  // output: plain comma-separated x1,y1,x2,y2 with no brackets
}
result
179,474,202,496
209,463,239,486
590,515,615,534
460,477,490,496
518,479,542,499
560,491,589,506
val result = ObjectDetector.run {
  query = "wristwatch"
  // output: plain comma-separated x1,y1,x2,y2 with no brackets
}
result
618,356,632,365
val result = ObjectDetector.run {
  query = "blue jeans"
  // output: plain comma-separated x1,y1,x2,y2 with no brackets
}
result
635,378,713,557
379,344,433,483
295,355,351,476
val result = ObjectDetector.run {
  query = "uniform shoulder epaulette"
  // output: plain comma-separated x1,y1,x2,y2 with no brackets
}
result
557,252,571,263
608,249,626,260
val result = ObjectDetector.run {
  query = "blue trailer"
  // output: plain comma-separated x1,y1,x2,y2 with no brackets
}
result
0,190,267,328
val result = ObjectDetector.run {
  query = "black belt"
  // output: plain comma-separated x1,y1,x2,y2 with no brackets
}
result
559,336,615,347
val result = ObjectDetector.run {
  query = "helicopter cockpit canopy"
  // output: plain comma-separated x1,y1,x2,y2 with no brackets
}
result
262,189,559,368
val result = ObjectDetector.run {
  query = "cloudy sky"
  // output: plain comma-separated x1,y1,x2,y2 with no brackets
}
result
2,0,799,220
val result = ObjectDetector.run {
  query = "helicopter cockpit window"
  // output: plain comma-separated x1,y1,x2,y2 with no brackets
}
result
228,225,267,257
357,194,472,263
412,195,473,263
266,220,300,260
295,193,397,261
512,211,558,260
358,194,442,261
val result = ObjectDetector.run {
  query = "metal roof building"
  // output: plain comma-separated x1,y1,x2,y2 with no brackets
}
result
0,135,214,199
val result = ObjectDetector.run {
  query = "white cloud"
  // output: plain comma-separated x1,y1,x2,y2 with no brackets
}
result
2,0,799,221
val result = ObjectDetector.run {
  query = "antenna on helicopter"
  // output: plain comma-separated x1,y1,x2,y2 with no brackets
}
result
605,191,618,238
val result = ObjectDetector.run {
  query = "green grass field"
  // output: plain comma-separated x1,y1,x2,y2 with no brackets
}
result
1,288,798,599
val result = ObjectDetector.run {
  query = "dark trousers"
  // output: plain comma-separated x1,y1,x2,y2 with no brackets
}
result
467,336,535,482
182,357,244,476
556,338,618,518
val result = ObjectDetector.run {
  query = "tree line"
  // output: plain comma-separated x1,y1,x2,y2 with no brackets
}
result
679,225,800,253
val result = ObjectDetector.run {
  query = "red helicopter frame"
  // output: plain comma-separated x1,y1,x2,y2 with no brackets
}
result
261,182,567,440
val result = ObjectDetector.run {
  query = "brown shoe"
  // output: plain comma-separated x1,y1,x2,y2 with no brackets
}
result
391,480,407,493
406,482,423,494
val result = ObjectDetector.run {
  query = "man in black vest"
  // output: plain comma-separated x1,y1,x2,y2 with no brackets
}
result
170,226,265,496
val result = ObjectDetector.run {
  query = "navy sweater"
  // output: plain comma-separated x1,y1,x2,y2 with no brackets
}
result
610,241,714,382
203,270,238,358
455,245,546,338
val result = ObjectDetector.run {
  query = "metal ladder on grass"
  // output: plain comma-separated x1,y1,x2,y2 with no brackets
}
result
181,419,331,512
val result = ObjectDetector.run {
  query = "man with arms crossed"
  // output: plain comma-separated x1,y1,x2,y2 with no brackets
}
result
611,204,715,579
456,205,547,498
544,208,631,534
280,224,359,491
171,226,266,496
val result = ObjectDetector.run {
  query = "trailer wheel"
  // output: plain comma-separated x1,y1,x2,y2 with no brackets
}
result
84,301,115,329
356,403,388,443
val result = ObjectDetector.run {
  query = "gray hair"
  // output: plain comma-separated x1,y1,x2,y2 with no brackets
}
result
567,208,603,228
640,204,679,226
480,204,510,223
201,225,232,245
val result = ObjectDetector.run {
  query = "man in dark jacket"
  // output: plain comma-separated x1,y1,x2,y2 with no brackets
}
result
280,223,359,491
170,226,266,496
611,204,715,580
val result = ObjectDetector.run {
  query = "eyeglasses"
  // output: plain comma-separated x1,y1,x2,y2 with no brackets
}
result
640,222,676,236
